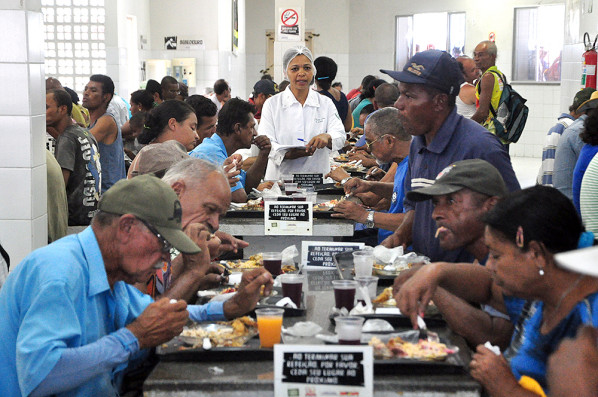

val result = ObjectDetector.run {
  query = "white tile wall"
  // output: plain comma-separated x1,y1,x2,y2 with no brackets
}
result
31,164,46,219
0,116,32,168
0,10,27,63
27,10,44,63
0,63,31,116
0,168,33,219
0,220,42,266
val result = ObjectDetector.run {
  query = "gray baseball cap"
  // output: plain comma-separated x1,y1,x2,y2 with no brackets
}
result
406,159,507,202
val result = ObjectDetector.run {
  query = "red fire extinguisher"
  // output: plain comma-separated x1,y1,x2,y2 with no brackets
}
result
582,32,598,89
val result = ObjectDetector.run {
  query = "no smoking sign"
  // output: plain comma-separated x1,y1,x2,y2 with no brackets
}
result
281,9,298,27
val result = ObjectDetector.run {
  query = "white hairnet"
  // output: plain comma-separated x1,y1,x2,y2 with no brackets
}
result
282,46,316,82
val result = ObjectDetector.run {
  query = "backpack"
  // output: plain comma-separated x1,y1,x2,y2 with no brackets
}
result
480,70,529,143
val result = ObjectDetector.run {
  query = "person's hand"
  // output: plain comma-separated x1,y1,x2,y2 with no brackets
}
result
365,166,386,181
214,230,249,256
305,133,331,153
223,268,274,319
331,201,368,222
195,262,226,290
350,127,363,137
548,326,598,397
344,178,370,195
126,298,188,349
392,263,425,296
325,167,351,182
394,263,442,329
184,223,221,260
253,135,271,156
381,224,411,249
257,181,274,191
470,346,519,395
285,147,313,159
223,154,243,187
347,151,373,162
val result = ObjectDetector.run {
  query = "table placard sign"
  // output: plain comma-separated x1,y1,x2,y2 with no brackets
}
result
265,202,313,236
302,241,365,268
293,173,323,187
274,345,373,397
305,269,340,292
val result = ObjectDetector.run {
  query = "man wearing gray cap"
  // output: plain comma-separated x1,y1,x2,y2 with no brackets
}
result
380,49,520,263
0,175,273,396
251,79,276,121
394,159,513,349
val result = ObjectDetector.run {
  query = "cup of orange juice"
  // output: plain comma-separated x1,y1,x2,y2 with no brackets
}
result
255,308,284,348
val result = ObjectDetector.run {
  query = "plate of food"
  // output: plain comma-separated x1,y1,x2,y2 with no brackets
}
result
220,254,297,273
157,316,274,361
333,153,350,162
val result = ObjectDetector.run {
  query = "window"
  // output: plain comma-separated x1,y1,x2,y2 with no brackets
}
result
42,0,106,93
513,5,565,82
395,12,465,71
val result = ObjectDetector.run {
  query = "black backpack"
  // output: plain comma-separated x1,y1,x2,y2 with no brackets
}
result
480,70,529,143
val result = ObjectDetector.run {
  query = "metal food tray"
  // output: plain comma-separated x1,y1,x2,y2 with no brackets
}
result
157,334,273,362
313,183,345,195
333,249,397,285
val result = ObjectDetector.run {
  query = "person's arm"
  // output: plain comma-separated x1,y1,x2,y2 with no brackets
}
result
61,169,71,187
381,209,414,248
459,83,477,105
343,105,353,132
244,135,271,192
471,73,495,124
325,101,348,152
31,328,141,397
89,115,118,144
121,120,133,140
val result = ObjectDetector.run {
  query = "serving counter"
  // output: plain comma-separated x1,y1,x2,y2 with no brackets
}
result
144,269,482,397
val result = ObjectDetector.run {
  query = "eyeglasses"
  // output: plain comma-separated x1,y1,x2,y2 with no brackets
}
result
137,218,173,254
365,134,392,151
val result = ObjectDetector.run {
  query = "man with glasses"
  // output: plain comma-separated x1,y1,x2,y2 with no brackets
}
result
379,50,519,263
330,108,412,245
190,98,271,203
0,175,273,396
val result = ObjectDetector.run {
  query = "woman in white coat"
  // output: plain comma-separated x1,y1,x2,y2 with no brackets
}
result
258,46,346,180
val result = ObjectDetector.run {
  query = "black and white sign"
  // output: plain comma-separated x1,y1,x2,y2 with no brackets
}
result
274,345,373,396
164,36,177,50
265,202,313,236
278,7,301,42
293,173,323,187
302,241,365,268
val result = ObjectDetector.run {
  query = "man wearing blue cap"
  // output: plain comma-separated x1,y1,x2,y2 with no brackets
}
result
380,49,520,263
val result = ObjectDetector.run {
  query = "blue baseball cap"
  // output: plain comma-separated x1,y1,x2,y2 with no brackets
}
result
380,50,464,96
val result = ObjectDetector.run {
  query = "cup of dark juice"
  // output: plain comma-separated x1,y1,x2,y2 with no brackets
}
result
284,183,298,195
262,252,283,276
280,274,304,307
331,280,358,311
335,316,365,345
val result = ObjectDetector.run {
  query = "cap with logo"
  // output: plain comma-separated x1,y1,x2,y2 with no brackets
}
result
98,174,200,254
406,159,507,202
253,79,277,96
575,88,598,114
380,50,464,96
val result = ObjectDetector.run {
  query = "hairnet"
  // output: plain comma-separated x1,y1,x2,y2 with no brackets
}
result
282,46,316,82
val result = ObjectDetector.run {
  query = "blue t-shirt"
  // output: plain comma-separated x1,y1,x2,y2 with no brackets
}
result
403,108,520,262
502,293,598,392
378,156,409,243
573,144,598,213
188,133,246,192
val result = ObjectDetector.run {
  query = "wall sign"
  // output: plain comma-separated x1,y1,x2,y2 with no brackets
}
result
179,38,205,50
278,7,301,41
293,173,323,187
301,241,365,268
274,345,373,396
164,36,177,50
265,202,313,236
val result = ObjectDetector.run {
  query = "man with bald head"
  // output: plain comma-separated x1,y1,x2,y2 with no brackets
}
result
471,41,507,145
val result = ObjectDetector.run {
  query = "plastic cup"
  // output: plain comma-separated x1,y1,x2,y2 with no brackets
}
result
284,183,299,195
354,276,379,305
291,193,307,201
262,252,282,276
281,174,294,184
280,273,305,307
353,250,374,277
335,316,365,345
255,308,284,348
305,192,317,203
332,280,358,311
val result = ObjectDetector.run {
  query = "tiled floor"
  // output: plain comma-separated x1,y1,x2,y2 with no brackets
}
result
511,156,541,188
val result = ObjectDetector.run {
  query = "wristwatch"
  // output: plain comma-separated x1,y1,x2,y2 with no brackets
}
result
366,210,375,228
340,177,352,185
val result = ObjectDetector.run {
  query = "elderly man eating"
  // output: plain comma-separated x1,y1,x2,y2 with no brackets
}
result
0,175,272,396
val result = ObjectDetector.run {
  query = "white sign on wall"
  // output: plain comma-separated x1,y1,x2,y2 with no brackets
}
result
179,38,205,50
278,8,301,42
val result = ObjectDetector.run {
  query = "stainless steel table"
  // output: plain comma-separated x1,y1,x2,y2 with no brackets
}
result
144,269,481,397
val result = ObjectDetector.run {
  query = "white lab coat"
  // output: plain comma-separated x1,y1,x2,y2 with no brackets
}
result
258,88,346,180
